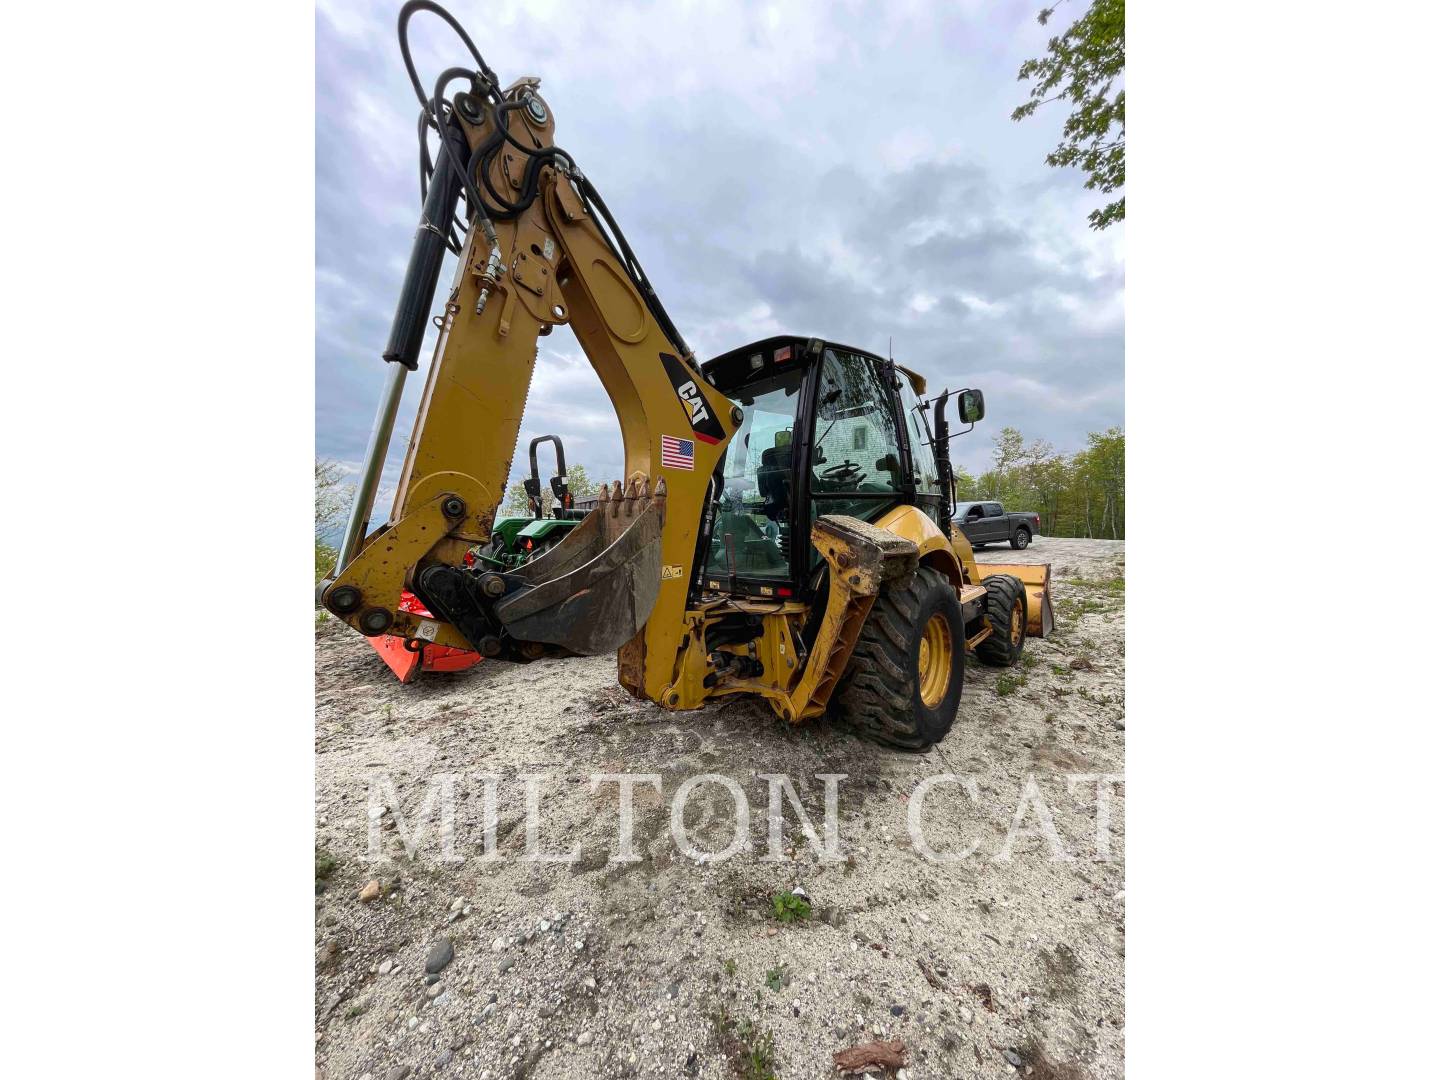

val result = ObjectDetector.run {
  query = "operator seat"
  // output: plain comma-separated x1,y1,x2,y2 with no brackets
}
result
756,430,793,521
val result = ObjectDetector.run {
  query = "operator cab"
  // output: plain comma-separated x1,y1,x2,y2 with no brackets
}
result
697,335,948,601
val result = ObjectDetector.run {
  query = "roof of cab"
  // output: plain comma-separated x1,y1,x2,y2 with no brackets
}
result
702,336,926,395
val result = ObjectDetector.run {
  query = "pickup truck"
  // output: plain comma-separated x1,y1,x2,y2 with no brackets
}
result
956,501,1041,549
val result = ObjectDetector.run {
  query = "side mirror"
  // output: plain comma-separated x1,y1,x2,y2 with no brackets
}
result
958,388,985,424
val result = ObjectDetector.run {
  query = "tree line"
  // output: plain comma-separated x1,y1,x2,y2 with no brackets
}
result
318,425,1124,583
315,459,349,583
952,426,1124,539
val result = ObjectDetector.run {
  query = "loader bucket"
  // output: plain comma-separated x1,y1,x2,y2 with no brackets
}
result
980,563,1055,637
491,478,665,655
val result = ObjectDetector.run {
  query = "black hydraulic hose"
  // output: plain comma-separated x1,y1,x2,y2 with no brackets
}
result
398,0,498,110
397,0,691,358
431,67,488,209
470,101,532,214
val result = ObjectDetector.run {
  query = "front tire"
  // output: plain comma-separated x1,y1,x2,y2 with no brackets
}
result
975,574,1027,667
1010,527,1031,550
830,566,965,751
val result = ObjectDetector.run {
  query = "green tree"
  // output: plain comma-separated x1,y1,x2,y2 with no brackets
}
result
950,464,978,502
989,427,1027,499
315,459,351,582
958,427,1123,538
1022,438,1072,534
1012,0,1125,230
1079,427,1125,538
502,462,597,517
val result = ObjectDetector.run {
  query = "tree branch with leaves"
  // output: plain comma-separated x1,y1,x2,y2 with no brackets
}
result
315,459,352,583
1013,0,1125,230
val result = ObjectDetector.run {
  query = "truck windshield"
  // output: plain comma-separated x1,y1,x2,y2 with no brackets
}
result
703,369,805,583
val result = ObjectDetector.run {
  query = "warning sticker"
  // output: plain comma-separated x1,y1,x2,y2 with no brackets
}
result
416,619,440,641
661,564,684,580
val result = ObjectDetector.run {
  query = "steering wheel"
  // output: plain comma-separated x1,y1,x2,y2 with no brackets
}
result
820,460,866,485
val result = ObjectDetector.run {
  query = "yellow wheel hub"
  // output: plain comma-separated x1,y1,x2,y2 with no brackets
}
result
1010,601,1024,646
917,613,954,708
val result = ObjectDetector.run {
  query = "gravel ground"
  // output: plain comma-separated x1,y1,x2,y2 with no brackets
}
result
314,537,1125,1080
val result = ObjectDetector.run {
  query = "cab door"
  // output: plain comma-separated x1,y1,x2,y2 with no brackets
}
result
897,377,946,526
803,347,905,539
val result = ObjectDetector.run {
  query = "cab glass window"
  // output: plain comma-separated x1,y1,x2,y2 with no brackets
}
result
702,369,804,581
898,380,942,495
811,349,903,495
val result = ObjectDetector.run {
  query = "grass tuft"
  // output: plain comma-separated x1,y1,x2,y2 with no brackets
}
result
771,891,811,923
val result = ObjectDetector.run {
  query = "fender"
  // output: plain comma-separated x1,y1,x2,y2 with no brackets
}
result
873,505,965,589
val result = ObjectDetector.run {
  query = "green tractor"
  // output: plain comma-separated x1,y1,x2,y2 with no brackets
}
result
475,435,588,570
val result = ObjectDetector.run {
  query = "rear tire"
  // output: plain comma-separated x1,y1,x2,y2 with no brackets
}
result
975,574,1027,667
1010,527,1031,550
830,566,964,751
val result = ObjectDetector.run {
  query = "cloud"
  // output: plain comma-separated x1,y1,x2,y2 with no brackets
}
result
316,0,1122,497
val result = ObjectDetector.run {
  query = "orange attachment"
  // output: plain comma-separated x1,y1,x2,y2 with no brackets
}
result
365,590,483,683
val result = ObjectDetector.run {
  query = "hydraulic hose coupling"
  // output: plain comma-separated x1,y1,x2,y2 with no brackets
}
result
475,243,504,315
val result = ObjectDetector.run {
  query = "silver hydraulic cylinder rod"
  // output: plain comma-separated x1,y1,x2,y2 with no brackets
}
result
334,361,409,572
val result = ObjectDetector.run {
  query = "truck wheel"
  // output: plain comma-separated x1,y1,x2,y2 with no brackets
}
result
830,566,964,751
1010,527,1031,550
975,574,1027,667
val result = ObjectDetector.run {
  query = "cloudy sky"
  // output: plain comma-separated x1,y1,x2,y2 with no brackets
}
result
316,0,1123,508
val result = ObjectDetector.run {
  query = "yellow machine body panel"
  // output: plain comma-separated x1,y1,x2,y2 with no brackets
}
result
873,505,962,586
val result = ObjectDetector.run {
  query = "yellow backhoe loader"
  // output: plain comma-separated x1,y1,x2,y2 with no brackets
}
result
319,1,1054,750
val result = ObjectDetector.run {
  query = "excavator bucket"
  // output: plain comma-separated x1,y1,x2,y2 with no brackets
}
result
490,477,666,655
980,563,1055,637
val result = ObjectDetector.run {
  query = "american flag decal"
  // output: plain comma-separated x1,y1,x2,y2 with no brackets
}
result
660,434,695,470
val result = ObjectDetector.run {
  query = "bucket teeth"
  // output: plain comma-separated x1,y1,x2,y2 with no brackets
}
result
492,467,667,655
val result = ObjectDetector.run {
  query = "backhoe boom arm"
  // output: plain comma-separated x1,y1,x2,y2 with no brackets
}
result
322,61,737,703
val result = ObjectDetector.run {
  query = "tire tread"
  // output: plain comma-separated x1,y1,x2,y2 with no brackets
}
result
830,566,962,751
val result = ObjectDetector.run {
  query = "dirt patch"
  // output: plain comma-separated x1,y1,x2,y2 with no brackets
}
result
314,537,1125,1079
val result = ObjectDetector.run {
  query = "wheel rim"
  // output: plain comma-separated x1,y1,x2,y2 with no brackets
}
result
917,613,954,707
1018,532,1028,547
1010,600,1024,646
